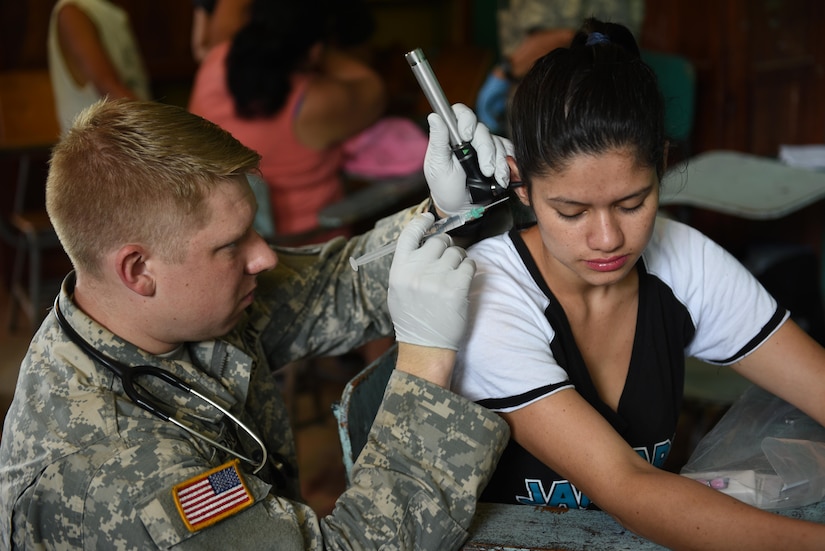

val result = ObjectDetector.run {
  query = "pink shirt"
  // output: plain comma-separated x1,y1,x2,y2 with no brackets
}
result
189,42,344,236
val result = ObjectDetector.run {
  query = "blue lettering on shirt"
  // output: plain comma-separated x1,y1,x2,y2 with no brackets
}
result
516,479,592,508
515,438,672,508
636,439,672,468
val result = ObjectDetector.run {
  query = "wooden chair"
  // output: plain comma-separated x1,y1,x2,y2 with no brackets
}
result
0,69,63,331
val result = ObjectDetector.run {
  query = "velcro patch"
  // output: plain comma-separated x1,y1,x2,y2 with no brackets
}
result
172,460,253,532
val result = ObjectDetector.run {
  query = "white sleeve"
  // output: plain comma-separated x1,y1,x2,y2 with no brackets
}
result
452,236,572,412
646,218,788,365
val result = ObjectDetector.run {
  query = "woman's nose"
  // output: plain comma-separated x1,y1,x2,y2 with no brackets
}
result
588,212,623,252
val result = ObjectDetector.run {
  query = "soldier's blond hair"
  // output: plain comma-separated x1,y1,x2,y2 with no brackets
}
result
47,99,261,278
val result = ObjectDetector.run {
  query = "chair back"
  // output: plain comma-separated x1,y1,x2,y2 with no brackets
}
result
641,50,696,160
0,69,60,214
0,69,60,151
0,69,63,330
332,343,397,486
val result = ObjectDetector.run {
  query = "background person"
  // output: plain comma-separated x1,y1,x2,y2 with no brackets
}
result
188,0,386,242
190,0,218,63
453,18,825,549
0,98,513,549
48,0,151,132
189,0,375,64
476,0,645,135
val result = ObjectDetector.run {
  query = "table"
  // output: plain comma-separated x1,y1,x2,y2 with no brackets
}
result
660,150,825,220
464,500,825,550
317,172,427,229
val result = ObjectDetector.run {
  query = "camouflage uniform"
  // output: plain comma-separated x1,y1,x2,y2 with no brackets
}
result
0,202,510,550
497,0,646,56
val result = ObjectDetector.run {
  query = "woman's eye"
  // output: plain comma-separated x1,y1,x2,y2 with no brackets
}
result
556,210,584,220
619,202,645,213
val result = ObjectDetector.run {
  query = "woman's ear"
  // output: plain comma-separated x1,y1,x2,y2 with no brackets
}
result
507,157,530,206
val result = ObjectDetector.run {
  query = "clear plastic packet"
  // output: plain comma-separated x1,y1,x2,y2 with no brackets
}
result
680,385,825,510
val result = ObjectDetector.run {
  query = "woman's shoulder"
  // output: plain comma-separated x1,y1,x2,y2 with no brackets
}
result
644,214,749,296
200,40,231,67
646,215,719,265
468,231,516,261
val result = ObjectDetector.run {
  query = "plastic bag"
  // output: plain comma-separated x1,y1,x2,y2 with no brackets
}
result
680,385,825,510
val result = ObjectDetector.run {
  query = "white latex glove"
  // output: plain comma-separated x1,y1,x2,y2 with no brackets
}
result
424,103,514,216
388,213,476,350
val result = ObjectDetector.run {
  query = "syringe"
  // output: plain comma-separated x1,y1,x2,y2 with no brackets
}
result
348,197,509,271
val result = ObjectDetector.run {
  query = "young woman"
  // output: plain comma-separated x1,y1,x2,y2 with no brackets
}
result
452,17,825,550
188,0,386,241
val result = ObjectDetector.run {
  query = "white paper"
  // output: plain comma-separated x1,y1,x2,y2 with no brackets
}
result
779,144,825,170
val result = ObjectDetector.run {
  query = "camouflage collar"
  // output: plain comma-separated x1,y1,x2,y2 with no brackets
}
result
55,273,254,423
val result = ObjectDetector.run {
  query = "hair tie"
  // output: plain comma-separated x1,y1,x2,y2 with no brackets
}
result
586,32,610,46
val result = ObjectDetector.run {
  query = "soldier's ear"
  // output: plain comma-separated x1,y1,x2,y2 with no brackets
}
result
115,244,156,297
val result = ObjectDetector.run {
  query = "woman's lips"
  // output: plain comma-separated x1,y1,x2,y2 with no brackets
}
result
585,255,629,272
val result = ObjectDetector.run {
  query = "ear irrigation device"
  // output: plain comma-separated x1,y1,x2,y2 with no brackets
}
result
405,47,508,204
349,196,509,271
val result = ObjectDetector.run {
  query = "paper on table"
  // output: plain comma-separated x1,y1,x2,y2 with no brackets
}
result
779,144,825,170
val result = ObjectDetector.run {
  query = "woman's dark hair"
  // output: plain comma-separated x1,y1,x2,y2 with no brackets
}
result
510,17,666,192
227,0,328,118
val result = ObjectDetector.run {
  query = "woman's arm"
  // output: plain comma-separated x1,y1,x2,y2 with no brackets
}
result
505,388,825,550
206,0,251,47
190,6,211,63
732,319,825,427
297,47,387,149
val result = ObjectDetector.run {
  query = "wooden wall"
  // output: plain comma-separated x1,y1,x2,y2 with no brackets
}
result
641,0,825,158
641,0,825,268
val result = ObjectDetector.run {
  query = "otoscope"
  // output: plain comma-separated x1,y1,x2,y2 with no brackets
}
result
405,48,508,204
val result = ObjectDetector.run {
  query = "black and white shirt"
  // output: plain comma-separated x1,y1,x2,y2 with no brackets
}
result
453,216,788,508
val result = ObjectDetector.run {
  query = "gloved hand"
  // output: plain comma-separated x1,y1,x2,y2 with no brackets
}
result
424,103,514,216
388,213,476,351
476,72,510,134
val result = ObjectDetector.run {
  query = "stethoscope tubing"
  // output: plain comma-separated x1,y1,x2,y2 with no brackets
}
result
52,297,268,474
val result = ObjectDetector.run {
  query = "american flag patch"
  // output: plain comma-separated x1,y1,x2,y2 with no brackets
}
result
173,460,254,532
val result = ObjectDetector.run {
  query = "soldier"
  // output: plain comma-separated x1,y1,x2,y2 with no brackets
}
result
0,98,513,549
477,0,646,135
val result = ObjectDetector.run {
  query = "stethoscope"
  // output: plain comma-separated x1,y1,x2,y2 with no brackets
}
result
53,298,269,474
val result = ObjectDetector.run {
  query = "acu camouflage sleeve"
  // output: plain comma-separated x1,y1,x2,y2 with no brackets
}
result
152,374,508,551
256,201,427,365
318,371,510,550
497,0,646,55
